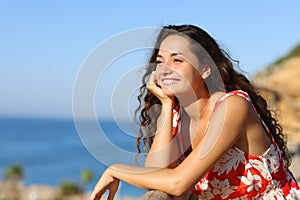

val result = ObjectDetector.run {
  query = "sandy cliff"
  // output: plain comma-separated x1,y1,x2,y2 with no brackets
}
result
252,56,300,143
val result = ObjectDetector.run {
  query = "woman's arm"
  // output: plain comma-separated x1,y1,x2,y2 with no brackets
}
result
144,100,179,168
91,96,250,199
144,71,179,168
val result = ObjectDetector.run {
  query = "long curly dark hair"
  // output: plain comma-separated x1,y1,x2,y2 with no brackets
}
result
135,24,290,166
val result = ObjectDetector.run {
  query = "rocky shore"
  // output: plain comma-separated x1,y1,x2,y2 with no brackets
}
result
0,180,140,200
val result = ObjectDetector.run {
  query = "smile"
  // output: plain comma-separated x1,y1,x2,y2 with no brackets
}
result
162,78,180,85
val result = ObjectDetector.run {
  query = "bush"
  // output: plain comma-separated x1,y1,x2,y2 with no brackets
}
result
4,164,24,180
59,181,83,195
273,43,300,66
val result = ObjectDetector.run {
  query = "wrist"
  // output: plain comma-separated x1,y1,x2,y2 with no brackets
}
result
161,98,174,108
107,164,122,177
105,166,116,180
103,166,117,184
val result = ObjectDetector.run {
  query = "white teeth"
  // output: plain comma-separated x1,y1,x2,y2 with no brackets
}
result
162,79,177,84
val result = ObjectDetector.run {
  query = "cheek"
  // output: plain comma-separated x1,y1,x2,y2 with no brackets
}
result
156,65,181,77
179,67,201,81
155,65,164,74
185,70,202,87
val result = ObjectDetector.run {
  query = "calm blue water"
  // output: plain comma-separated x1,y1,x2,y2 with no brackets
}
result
0,117,146,197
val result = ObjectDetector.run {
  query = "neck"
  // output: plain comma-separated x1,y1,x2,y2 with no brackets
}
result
178,91,225,122
177,88,210,121
183,98,211,122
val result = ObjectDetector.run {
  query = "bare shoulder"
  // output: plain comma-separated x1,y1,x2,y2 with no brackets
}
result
206,94,251,151
214,94,250,119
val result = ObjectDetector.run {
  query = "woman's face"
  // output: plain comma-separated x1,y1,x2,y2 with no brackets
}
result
155,35,204,98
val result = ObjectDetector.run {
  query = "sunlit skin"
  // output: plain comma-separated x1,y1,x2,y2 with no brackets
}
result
90,35,271,200
155,35,204,100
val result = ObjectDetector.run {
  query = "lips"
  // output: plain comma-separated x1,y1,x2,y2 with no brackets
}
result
161,78,180,85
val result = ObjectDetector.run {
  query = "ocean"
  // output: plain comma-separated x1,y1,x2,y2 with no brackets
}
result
0,117,147,197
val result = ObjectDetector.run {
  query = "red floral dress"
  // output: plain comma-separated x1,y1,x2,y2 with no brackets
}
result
172,90,300,199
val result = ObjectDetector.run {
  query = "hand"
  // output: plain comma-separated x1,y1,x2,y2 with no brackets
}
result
146,71,173,104
90,169,120,200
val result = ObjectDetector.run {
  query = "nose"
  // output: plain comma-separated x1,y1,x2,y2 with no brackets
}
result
156,63,173,76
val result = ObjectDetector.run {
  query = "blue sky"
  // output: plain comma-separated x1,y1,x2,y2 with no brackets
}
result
1,1,300,119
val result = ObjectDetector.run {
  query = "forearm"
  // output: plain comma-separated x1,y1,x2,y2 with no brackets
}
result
145,101,178,167
107,164,181,195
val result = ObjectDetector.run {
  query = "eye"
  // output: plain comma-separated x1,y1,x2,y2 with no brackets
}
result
155,57,164,65
173,58,183,63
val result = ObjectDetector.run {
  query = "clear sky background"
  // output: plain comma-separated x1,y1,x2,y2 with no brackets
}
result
1,1,300,119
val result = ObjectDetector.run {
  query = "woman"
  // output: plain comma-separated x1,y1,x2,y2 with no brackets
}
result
91,25,300,199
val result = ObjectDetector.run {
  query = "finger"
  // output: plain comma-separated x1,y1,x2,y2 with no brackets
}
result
107,180,119,200
90,188,104,200
149,71,156,82
90,191,95,200
147,71,163,93
89,192,98,200
146,72,157,89
107,191,117,200
90,191,102,200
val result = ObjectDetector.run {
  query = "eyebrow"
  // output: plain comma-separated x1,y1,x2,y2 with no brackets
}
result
156,52,185,58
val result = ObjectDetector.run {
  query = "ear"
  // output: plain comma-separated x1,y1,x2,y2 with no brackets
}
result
201,66,211,79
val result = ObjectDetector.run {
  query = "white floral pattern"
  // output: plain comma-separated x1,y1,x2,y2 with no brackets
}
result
246,159,272,180
240,170,262,192
212,148,246,175
211,178,236,199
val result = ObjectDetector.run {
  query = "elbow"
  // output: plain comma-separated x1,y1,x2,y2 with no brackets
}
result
170,185,188,197
165,174,189,196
